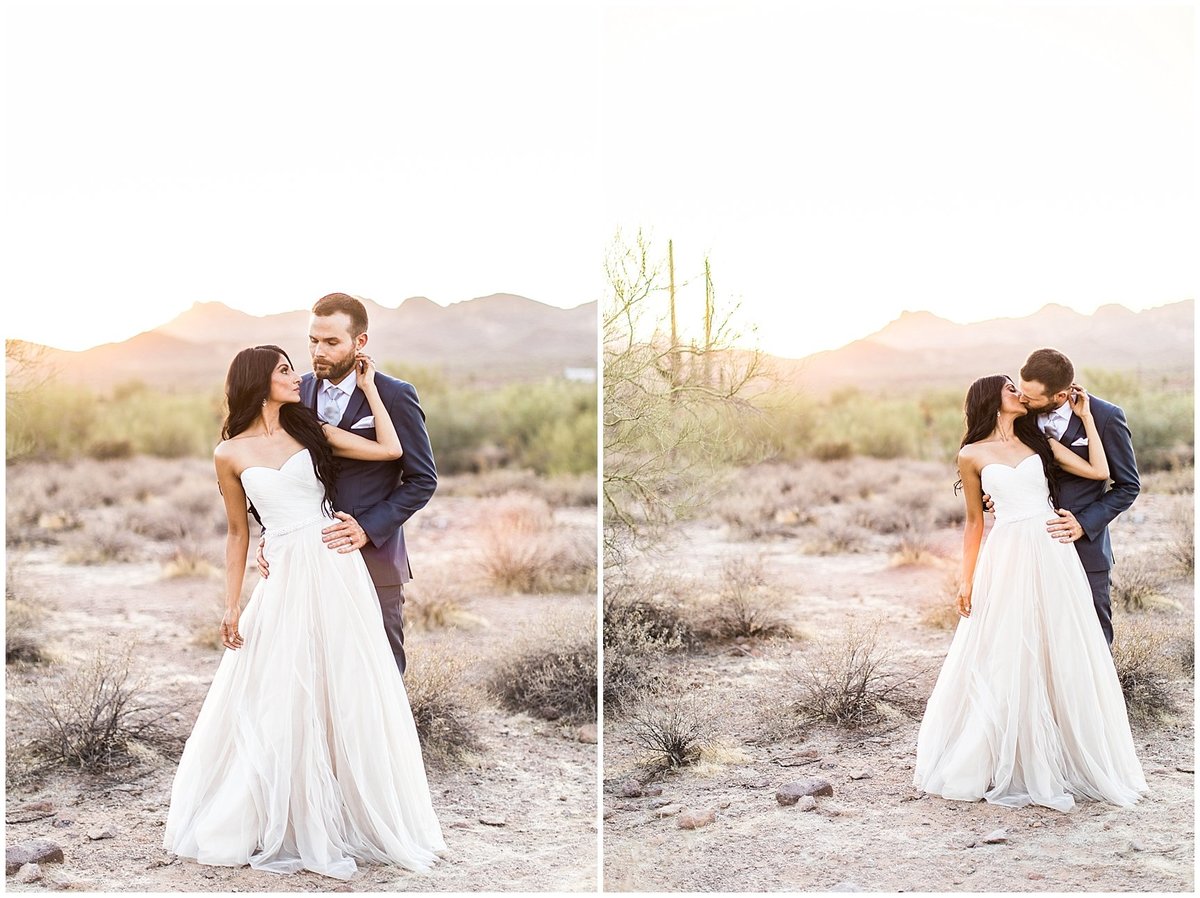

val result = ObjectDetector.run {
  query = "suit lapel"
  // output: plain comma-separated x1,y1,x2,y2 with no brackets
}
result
339,386,370,430
301,375,320,413
1060,412,1086,451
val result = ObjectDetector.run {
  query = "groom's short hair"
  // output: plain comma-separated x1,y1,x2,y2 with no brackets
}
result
1021,348,1074,395
312,293,368,337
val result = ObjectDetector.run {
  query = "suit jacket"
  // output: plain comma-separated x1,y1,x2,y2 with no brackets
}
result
301,371,437,586
1052,395,1139,572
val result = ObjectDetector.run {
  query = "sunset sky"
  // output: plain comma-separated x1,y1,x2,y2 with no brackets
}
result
4,1,1193,357
602,1,1194,359
3,0,604,351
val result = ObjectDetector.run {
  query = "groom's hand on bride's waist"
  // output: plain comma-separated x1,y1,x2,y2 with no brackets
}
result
1047,508,1084,543
322,512,369,553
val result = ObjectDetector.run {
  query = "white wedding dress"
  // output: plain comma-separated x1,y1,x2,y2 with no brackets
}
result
913,454,1147,811
163,448,446,879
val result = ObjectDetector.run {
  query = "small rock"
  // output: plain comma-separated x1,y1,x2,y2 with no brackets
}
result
16,863,42,884
647,797,674,809
1176,766,1194,774
678,809,716,830
650,804,681,818
479,816,506,827
87,825,118,841
819,761,837,770
603,808,615,820
797,748,820,759
19,800,55,814
576,724,597,744
1028,872,1045,881
776,779,834,806
798,796,817,812
644,785,663,797
983,829,1008,844
52,819,75,828
849,770,872,781
6,840,64,875
616,781,644,798
831,882,864,892
1129,840,1145,853
718,800,732,809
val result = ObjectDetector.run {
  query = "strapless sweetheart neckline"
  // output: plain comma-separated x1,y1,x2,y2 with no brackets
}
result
242,447,309,475
981,453,1039,475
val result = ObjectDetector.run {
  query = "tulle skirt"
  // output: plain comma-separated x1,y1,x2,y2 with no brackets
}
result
163,518,446,879
913,515,1147,811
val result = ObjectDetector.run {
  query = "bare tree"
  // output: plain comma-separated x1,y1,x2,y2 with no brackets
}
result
603,230,767,566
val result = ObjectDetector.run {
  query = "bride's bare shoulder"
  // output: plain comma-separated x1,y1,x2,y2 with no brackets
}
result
957,442,986,471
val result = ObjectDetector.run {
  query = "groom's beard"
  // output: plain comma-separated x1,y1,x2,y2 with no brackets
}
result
316,356,356,382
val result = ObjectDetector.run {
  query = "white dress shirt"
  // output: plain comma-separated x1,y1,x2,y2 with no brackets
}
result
319,371,357,425
1038,401,1072,441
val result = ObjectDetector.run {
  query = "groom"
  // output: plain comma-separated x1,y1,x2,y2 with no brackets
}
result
259,292,437,675
1016,348,1140,646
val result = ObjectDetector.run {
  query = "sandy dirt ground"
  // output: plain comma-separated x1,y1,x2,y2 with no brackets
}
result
603,472,1194,893
6,465,598,893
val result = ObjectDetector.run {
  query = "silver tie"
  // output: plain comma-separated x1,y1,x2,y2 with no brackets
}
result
320,385,343,425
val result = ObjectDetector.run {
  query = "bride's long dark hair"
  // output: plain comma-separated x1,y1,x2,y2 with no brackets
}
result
955,374,1059,509
222,345,338,516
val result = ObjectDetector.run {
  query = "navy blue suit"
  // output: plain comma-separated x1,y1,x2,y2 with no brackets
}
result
301,371,437,673
1053,395,1140,645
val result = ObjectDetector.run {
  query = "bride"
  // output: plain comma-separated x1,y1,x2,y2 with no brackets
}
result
163,344,446,879
913,374,1147,811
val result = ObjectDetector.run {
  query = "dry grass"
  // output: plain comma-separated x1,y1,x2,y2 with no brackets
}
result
1111,617,1183,722
890,516,943,567
477,493,595,594
697,558,793,642
920,572,965,630
490,618,597,724
404,647,484,764
802,520,872,556
790,621,918,730
16,648,184,772
1112,556,1178,611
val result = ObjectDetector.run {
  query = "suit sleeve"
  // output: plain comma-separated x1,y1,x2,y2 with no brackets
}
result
1074,404,1140,541
355,381,437,546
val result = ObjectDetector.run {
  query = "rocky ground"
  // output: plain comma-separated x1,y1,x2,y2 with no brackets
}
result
603,461,1194,892
6,459,598,892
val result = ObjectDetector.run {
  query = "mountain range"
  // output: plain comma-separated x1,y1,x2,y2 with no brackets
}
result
15,294,597,392
767,300,1193,392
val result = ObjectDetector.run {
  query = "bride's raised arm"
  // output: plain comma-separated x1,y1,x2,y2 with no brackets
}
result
1047,385,1109,482
320,354,403,462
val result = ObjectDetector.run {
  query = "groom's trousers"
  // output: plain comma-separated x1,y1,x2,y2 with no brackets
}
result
1086,569,1114,648
377,584,407,676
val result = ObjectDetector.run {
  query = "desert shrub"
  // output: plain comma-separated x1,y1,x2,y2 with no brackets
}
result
1168,503,1194,576
477,494,595,594
920,572,964,630
6,567,48,665
697,558,792,642
438,469,597,507
603,582,694,651
1141,465,1194,495
803,521,872,555
625,694,712,771
62,526,143,565
1111,557,1173,611
404,570,487,631
18,649,183,770
791,621,917,730
162,542,220,579
490,620,597,723
891,514,941,566
1111,618,1180,722
404,648,483,764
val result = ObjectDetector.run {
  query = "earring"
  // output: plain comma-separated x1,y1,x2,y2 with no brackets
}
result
262,399,267,407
